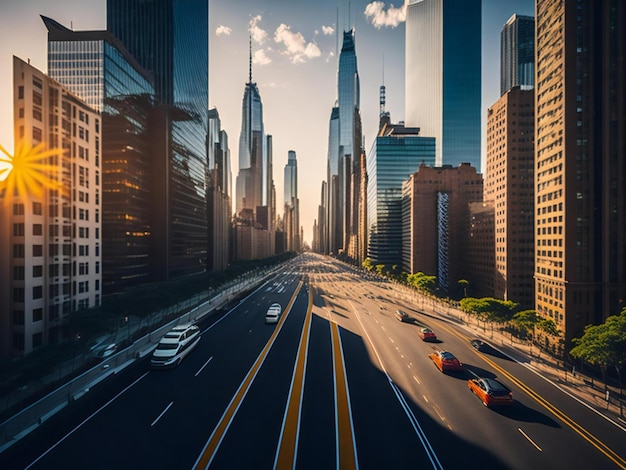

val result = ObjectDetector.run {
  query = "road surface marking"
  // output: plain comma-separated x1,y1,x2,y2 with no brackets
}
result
331,321,358,470
413,376,421,385
423,395,429,403
518,428,542,452
151,401,174,427
192,282,303,470
195,356,213,377
274,287,314,469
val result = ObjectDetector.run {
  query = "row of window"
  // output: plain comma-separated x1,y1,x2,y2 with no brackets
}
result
12,243,100,258
12,279,100,303
13,261,100,280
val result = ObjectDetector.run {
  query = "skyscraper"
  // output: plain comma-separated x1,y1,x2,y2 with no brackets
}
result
500,14,535,95
405,0,481,169
326,29,360,255
283,150,299,252
368,117,435,267
107,0,209,280
535,0,626,346
0,58,101,357
42,15,156,294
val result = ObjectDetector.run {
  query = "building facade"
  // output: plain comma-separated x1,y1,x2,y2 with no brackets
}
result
283,150,300,252
535,0,626,345
500,14,535,95
107,0,209,280
466,201,496,299
0,58,101,357
43,16,156,294
485,86,535,307
367,118,435,267
402,163,483,294
405,0,482,169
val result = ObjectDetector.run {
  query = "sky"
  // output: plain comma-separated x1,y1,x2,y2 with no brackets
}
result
0,0,534,246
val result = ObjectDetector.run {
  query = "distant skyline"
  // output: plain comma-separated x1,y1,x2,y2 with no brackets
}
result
0,0,534,245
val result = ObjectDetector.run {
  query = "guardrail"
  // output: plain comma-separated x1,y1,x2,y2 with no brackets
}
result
0,269,275,453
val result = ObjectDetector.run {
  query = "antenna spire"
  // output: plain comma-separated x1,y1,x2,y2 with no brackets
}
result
249,35,252,82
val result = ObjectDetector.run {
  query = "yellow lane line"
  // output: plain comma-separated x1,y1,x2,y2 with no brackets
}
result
275,286,314,469
439,322,626,469
331,321,358,470
192,281,303,470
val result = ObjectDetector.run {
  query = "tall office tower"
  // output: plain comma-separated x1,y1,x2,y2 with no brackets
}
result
0,58,101,357
405,0,481,168
402,163,483,293
317,180,328,254
207,108,232,271
283,150,299,252
485,87,535,307
107,0,209,280
326,29,361,255
326,106,341,254
466,201,496,298
43,16,156,294
500,14,535,96
347,109,368,263
368,117,435,267
236,44,266,220
535,0,626,346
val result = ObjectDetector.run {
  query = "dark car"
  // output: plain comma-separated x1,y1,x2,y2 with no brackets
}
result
395,309,409,322
470,339,487,351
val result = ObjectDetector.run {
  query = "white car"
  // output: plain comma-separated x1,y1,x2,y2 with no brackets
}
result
150,324,201,368
265,303,281,324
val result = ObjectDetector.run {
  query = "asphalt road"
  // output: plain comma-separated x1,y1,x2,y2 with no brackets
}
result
1,253,625,469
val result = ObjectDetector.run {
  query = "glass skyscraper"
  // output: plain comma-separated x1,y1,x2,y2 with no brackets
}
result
107,0,209,280
43,15,156,294
500,14,535,95
367,121,436,266
405,0,481,169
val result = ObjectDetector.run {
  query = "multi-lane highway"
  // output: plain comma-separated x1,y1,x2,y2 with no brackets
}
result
2,253,625,469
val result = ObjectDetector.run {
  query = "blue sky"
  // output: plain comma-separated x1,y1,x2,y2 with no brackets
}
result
0,0,534,245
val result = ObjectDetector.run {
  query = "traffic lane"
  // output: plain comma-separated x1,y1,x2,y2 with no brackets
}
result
296,310,335,470
208,291,309,468
333,323,437,469
467,342,626,467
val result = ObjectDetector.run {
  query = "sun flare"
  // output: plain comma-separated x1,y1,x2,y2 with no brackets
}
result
0,142,65,202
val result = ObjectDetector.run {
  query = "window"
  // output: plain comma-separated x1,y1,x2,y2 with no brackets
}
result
13,266,25,280
13,244,25,258
13,203,24,215
13,310,25,325
33,265,43,277
33,308,43,322
33,285,43,299
33,245,43,257
33,202,42,215
33,127,42,142
13,287,25,302
33,223,43,236
13,223,24,236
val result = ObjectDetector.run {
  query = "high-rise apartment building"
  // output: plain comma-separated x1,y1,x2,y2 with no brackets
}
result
368,117,435,266
485,86,535,307
42,16,156,294
207,108,232,271
500,14,535,95
402,163,483,294
0,58,101,357
405,0,481,169
466,201,495,298
107,0,209,280
535,0,626,345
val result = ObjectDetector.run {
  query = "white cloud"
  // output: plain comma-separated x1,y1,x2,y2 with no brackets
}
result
274,24,321,64
249,15,267,44
364,1,406,28
253,49,272,65
215,25,232,37
322,25,335,35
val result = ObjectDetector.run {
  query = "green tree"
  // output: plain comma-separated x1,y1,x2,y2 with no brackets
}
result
362,257,373,272
375,264,386,276
458,279,469,298
510,309,537,339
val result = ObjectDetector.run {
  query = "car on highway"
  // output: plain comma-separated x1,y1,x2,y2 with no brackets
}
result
265,302,282,324
468,378,513,407
150,324,201,368
428,350,463,372
470,338,488,351
395,309,409,322
418,327,437,342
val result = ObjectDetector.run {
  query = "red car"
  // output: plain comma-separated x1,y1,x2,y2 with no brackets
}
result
468,378,513,407
419,327,437,342
428,350,463,372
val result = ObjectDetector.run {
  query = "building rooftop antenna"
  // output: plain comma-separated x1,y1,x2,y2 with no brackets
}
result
249,35,252,83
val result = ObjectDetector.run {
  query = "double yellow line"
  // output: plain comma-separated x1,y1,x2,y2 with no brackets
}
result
439,322,626,469
193,282,303,470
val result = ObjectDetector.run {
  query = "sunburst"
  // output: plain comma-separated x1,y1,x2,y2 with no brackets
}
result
0,142,65,203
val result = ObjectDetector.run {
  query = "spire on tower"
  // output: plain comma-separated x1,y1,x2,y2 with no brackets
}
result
249,35,252,83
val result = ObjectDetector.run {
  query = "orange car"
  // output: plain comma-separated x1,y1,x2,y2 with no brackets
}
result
468,378,513,407
428,350,463,372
